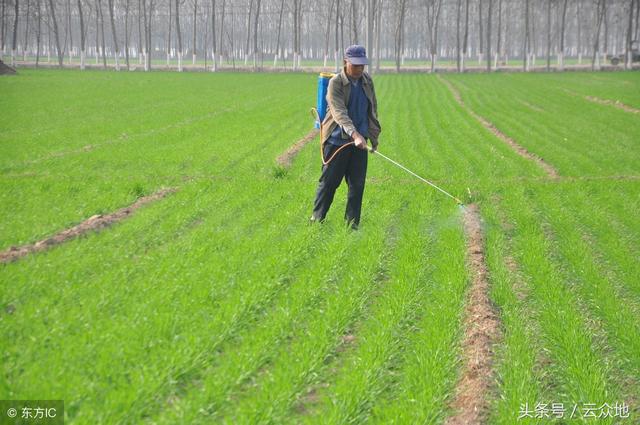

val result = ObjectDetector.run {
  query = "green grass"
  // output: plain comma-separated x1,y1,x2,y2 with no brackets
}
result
1,69,639,423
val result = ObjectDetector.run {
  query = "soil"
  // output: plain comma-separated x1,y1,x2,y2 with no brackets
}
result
445,203,501,425
0,59,17,75
584,96,640,114
0,188,176,263
438,75,560,179
276,129,319,168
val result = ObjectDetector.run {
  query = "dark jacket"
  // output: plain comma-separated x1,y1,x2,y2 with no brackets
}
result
321,69,382,147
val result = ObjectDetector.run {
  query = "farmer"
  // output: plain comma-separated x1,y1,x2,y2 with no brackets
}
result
310,45,382,230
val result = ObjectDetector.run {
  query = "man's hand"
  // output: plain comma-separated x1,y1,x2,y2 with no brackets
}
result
352,131,368,150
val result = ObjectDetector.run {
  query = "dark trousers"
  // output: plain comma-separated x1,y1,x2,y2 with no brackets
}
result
312,142,368,226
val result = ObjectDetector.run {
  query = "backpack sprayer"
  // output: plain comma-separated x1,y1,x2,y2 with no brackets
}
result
312,72,464,206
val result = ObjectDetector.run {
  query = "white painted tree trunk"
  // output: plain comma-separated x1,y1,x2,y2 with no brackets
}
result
166,52,170,66
578,53,582,65
430,54,436,72
273,53,278,68
192,53,196,65
494,52,498,69
178,51,183,71
115,55,120,71
478,53,482,66
558,52,564,71
80,50,85,70
323,54,327,67
11,49,15,66
144,51,149,71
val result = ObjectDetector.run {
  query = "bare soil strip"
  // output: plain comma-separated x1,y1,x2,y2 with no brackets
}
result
445,204,501,425
0,188,176,263
584,96,640,114
438,75,559,179
276,129,319,167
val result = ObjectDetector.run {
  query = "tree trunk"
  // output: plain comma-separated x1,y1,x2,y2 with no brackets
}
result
124,0,130,68
322,0,334,68
210,0,215,70
66,0,72,62
36,0,41,65
546,0,551,71
394,0,406,72
1,0,6,56
350,0,357,44
462,0,469,71
494,0,502,68
273,0,283,68
108,0,120,70
486,0,492,71
46,0,63,66
456,0,461,71
192,0,197,64
577,0,582,64
244,0,252,65
175,0,182,70
145,0,153,70
23,0,30,61
166,0,171,66
478,0,483,64
218,0,224,64
559,0,568,70
334,0,340,71
626,0,635,68
592,0,606,70
78,0,85,69
252,0,260,70
11,0,18,66
98,0,106,68
523,0,530,71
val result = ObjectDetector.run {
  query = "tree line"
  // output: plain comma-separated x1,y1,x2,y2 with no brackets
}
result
1,0,639,72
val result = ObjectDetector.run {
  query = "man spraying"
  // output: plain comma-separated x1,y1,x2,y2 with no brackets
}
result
310,45,382,230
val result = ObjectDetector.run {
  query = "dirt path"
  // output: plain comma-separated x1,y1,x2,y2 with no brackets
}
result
445,203,501,425
276,129,319,168
438,75,560,179
584,95,640,114
0,188,176,263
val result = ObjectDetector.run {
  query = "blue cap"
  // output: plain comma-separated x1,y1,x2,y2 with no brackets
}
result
345,45,369,65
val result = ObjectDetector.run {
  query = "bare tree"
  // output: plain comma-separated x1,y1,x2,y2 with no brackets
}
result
166,0,171,65
494,0,502,68
462,0,469,70
175,0,182,70
626,0,635,68
394,0,406,71
558,0,568,69
211,0,218,71
11,0,18,65
1,0,6,57
244,0,252,65
592,0,606,70
477,0,483,64
36,0,41,65
322,0,334,67
252,0,260,69
108,0,120,70
192,0,196,64
123,0,129,68
77,0,85,68
546,0,552,71
523,0,530,70
46,0,63,66
293,0,302,69
350,0,357,43
425,0,443,72
486,0,493,71
98,0,106,68
273,0,284,67
22,0,30,60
